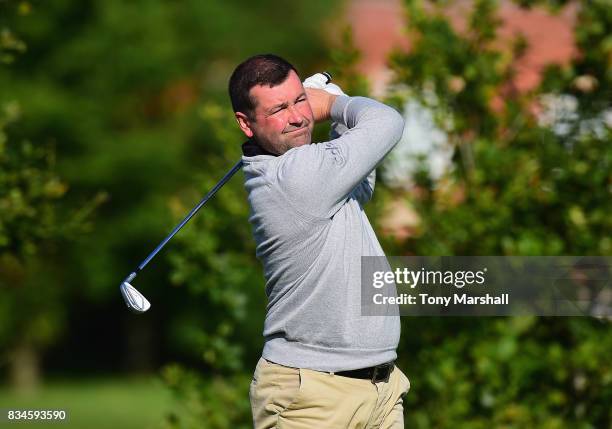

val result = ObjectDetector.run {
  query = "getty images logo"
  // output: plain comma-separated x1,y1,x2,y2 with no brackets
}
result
372,267,488,289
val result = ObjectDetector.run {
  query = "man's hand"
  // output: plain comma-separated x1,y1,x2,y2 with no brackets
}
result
303,73,348,135
305,88,338,123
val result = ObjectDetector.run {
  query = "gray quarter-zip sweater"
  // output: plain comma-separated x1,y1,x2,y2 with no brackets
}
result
242,95,404,372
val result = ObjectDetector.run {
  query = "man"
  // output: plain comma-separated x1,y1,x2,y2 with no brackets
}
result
229,54,410,428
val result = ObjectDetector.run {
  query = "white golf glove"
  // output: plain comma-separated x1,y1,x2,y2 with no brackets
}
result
302,72,346,96
302,72,348,138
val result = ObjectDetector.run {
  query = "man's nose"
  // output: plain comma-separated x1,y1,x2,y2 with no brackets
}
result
287,105,304,124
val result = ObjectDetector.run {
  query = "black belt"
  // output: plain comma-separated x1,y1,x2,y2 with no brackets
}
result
335,361,394,383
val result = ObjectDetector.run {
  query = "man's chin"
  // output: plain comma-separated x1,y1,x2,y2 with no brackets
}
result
289,131,312,148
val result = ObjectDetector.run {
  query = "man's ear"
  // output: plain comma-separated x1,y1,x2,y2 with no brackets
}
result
235,112,254,138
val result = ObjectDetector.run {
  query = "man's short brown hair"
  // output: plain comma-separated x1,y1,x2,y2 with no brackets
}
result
228,54,298,117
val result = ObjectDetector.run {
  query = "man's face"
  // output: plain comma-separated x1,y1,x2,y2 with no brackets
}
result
235,70,314,155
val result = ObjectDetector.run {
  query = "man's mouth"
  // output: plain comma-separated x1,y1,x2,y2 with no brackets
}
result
286,127,308,134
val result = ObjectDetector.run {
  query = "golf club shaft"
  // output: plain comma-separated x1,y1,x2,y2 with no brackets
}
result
136,159,243,273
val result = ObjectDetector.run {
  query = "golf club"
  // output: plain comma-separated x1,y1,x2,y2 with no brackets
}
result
120,160,243,313
119,72,332,314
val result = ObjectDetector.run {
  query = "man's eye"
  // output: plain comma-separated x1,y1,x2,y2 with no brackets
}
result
297,97,306,103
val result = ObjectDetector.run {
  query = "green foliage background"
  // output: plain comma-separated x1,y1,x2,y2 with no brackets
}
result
382,1,611,427
1,0,610,428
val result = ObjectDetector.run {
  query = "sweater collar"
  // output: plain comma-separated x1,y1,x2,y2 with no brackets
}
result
241,139,278,157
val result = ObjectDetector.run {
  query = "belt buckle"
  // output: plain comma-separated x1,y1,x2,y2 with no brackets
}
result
371,362,392,384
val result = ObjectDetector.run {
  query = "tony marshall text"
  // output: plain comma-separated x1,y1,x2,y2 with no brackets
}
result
373,293,509,306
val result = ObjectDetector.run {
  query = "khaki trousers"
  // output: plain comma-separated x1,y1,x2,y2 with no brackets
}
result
249,358,410,429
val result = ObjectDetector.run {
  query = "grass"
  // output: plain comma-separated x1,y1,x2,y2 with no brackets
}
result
0,376,176,429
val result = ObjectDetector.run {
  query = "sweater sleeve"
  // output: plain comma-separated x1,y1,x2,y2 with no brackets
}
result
331,116,376,207
274,96,404,218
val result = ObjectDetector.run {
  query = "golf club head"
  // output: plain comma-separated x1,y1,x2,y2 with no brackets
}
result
120,281,151,314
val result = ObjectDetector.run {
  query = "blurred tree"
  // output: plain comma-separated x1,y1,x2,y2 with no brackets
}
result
382,0,611,427
2,0,346,424
328,26,372,97
0,0,104,392
1,0,340,385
